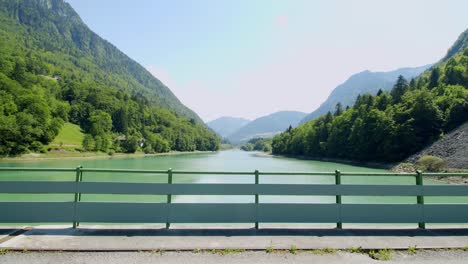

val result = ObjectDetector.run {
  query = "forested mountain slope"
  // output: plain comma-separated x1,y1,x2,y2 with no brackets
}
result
300,65,431,124
0,0,219,156
206,117,250,139
228,111,306,144
272,28,468,163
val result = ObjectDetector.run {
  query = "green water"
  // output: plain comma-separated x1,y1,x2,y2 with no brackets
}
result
0,149,464,205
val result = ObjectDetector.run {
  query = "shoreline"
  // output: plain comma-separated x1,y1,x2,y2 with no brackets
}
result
0,150,216,162
270,152,467,184
273,153,395,170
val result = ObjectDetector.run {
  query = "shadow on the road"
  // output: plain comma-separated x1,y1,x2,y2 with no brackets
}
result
2,227,468,237
0,229,18,235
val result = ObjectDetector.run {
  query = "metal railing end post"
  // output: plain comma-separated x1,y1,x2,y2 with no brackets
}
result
335,169,342,229
254,170,259,229
73,165,82,229
416,170,425,229
166,168,173,229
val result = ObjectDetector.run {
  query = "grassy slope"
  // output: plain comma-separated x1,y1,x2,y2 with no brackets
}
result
49,123,84,147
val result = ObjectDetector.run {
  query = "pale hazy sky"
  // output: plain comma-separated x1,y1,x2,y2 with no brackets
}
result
67,0,468,122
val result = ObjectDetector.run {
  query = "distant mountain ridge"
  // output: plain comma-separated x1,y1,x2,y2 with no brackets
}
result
300,64,432,123
206,117,250,139
227,111,307,144
272,28,468,164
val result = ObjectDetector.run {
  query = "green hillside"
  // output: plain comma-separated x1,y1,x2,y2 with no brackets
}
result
272,29,468,163
0,0,219,156
50,122,84,147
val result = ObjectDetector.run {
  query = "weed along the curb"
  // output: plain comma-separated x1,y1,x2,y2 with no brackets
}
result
346,247,365,254
149,249,164,255
210,248,245,256
266,241,275,253
191,248,245,255
310,248,338,255
368,248,394,261
408,246,417,255
289,245,297,254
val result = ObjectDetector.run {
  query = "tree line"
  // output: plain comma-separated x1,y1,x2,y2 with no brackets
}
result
0,9,219,156
240,138,272,152
272,48,468,162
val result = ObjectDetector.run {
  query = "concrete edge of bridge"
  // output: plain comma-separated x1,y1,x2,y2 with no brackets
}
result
1,224,468,251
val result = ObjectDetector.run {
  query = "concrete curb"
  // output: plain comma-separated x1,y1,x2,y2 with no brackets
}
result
1,225,468,251
0,227,31,244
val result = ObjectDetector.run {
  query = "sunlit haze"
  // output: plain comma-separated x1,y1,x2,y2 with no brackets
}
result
67,0,468,122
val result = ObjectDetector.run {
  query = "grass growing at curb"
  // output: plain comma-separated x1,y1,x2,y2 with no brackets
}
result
266,242,275,253
191,248,245,255
310,248,338,255
345,247,393,261
210,248,245,255
265,246,275,253
0,249,10,255
150,249,164,255
346,247,365,254
289,245,297,254
368,249,393,261
408,246,417,255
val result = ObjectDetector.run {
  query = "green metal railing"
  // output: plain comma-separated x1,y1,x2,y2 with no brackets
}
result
0,167,468,229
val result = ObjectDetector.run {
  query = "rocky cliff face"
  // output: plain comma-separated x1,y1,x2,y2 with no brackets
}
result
404,122,468,169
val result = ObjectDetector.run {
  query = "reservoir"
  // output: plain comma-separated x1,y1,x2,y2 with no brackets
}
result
0,150,465,216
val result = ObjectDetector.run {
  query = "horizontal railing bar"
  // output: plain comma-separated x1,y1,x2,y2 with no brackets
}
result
172,171,254,175
258,172,335,176
75,183,468,196
340,172,417,177
2,182,468,196
80,168,168,174
0,181,76,193
2,202,468,223
0,167,76,172
422,173,468,177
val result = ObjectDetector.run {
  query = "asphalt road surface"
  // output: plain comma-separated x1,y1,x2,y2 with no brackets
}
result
1,250,468,264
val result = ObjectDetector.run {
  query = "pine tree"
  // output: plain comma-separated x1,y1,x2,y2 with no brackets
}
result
334,102,343,116
428,67,440,89
390,75,409,103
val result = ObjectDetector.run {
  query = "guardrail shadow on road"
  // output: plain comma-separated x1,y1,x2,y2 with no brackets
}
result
2,227,468,237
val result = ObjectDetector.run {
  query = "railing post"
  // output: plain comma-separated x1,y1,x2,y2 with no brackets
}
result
416,170,425,229
73,165,82,229
76,168,84,227
255,169,259,229
166,168,173,229
78,169,83,201
335,170,342,229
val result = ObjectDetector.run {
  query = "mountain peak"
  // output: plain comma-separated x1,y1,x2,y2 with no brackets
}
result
441,28,468,62
0,0,202,122
2,0,82,24
300,64,432,124
227,111,307,144
207,116,251,138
